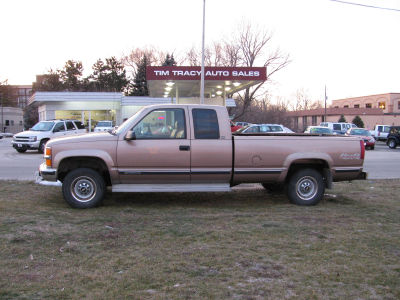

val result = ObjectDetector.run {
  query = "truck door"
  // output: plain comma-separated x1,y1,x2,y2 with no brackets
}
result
116,107,191,184
189,108,232,183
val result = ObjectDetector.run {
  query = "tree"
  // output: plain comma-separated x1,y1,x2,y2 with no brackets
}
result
0,79,15,107
183,22,290,120
338,114,347,122
32,71,64,91
90,57,129,92
352,115,364,128
162,53,177,66
58,60,84,91
130,55,149,96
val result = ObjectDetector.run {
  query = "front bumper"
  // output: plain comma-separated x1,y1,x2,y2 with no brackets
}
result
12,140,40,150
37,162,60,185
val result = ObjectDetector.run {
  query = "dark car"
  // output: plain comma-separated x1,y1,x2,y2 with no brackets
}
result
345,128,375,150
386,126,400,149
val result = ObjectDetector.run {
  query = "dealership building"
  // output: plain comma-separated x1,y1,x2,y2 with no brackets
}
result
29,66,266,129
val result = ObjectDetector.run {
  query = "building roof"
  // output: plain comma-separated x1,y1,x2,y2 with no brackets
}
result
286,107,384,117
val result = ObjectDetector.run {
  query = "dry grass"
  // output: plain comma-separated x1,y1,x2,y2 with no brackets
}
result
0,179,399,299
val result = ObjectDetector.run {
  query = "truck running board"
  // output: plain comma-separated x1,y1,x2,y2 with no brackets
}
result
112,183,232,193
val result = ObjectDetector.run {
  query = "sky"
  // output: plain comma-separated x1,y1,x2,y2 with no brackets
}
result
1,0,399,105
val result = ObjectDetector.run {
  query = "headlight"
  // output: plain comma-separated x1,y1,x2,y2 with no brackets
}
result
28,136,37,142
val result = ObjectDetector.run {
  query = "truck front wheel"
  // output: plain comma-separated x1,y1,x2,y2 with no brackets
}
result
62,168,106,208
286,168,325,206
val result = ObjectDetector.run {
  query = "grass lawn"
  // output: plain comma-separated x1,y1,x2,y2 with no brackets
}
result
0,179,399,299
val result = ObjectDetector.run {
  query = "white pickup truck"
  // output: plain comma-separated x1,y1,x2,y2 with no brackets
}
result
369,125,391,141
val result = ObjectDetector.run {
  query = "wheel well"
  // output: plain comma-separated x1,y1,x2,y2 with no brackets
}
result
57,157,111,186
286,160,330,184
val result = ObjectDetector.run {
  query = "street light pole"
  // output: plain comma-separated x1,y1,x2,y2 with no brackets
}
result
200,0,206,105
324,85,327,122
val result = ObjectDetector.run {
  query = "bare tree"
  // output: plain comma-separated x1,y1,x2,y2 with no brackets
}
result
183,21,290,120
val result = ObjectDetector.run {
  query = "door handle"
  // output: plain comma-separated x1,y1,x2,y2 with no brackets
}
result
179,145,190,151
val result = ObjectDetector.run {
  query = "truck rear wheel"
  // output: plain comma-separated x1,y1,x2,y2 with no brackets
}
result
388,139,397,149
286,168,324,206
62,168,105,208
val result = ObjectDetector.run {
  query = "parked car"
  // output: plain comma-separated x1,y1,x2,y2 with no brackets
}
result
94,120,114,132
370,125,391,141
320,122,353,135
12,119,86,153
230,121,242,132
345,128,375,150
235,124,288,134
386,126,400,149
304,126,333,134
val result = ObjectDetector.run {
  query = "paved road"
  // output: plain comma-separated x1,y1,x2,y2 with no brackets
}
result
0,138,399,181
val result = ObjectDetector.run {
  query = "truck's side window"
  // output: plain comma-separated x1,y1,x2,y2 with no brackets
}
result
53,122,66,132
66,121,75,131
132,108,186,139
192,109,220,139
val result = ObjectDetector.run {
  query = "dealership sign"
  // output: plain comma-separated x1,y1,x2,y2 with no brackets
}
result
147,66,266,81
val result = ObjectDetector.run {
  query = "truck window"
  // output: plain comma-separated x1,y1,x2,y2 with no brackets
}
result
132,108,186,139
333,124,341,131
74,121,85,129
192,109,220,139
53,122,66,132
66,121,76,130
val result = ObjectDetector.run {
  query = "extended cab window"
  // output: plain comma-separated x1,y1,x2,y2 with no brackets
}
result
132,108,186,139
192,109,220,139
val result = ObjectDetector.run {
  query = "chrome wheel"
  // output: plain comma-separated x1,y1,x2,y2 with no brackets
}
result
296,176,318,201
71,176,97,203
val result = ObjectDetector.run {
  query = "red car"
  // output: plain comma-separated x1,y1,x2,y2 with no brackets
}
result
346,128,376,150
230,121,242,132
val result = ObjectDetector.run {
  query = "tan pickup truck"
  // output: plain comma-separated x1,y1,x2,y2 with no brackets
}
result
38,104,366,208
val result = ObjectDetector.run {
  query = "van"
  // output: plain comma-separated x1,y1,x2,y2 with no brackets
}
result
320,122,353,135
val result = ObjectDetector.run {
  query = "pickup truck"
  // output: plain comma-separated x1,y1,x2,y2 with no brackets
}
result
369,125,391,141
38,104,366,208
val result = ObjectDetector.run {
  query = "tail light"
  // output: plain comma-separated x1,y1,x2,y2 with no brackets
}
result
360,140,365,160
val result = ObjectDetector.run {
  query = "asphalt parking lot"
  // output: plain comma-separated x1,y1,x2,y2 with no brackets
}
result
0,137,399,181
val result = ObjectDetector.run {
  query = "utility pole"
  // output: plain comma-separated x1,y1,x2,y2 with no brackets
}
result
200,0,206,104
324,85,327,122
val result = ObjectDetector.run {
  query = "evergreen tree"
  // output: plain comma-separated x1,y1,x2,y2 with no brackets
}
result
58,60,84,91
338,114,347,122
352,115,364,128
130,55,149,96
90,57,129,92
162,53,177,66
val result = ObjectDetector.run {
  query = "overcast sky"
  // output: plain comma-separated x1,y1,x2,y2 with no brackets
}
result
1,0,399,104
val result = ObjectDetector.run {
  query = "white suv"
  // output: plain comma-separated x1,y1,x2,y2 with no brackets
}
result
12,120,86,153
94,120,114,132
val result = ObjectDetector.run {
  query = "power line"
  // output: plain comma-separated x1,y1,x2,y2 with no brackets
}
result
328,0,400,12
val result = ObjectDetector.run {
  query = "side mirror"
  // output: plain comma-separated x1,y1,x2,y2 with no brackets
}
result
125,130,136,141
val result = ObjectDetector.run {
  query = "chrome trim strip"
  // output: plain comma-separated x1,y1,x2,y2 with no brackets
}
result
334,167,362,173
112,183,231,193
234,168,284,175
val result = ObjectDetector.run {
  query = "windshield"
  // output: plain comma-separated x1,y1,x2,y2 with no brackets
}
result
114,108,146,135
311,127,332,134
350,129,371,136
31,121,54,131
96,121,113,127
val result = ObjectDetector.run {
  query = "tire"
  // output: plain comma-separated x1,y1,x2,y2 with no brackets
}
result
38,139,48,154
370,146,374,150
262,183,284,193
62,168,106,208
286,168,325,206
388,139,397,149
16,148,27,153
